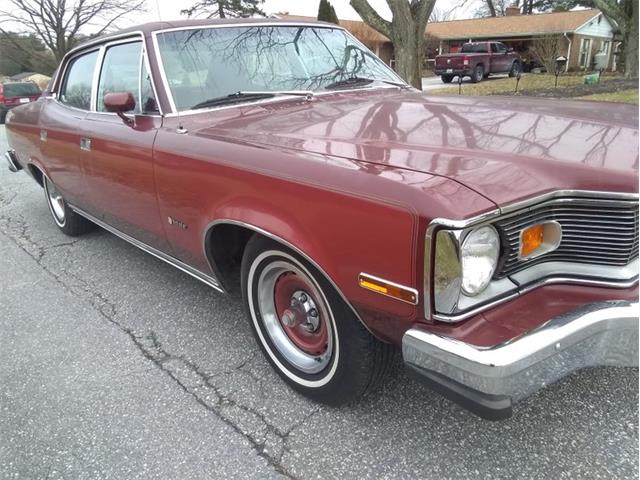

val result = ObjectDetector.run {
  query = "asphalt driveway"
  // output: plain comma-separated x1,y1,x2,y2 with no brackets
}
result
0,124,637,479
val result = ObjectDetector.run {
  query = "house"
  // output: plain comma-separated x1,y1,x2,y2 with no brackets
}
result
281,9,619,72
426,9,618,72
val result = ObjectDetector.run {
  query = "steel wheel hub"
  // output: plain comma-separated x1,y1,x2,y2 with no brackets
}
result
256,260,333,374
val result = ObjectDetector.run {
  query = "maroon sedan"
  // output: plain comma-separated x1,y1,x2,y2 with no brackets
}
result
5,19,638,420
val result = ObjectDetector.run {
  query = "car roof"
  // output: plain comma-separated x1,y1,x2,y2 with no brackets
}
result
74,17,339,51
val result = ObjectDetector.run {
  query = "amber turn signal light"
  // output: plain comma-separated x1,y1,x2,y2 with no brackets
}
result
358,273,418,305
520,224,545,258
519,221,562,260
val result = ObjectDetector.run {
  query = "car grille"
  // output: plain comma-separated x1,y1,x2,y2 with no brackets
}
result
494,197,639,278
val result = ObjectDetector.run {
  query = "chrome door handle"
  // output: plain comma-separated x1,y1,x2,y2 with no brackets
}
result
80,137,91,151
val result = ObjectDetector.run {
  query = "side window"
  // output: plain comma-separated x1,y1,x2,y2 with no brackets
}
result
97,41,142,113
491,43,499,53
59,50,98,110
497,43,508,53
140,59,159,114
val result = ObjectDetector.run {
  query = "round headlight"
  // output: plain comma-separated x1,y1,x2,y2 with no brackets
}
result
460,226,500,296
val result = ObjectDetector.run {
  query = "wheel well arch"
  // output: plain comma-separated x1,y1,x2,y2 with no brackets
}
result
27,163,44,187
204,219,328,294
203,219,373,335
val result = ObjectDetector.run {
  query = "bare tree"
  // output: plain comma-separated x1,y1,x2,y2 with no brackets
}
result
429,5,453,22
181,0,265,19
530,34,563,73
0,0,146,63
350,0,437,90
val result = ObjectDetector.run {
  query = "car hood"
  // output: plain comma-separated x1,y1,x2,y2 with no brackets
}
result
191,89,639,207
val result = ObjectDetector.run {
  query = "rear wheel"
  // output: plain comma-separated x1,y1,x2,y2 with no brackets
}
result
241,235,393,405
44,176,94,236
441,74,454,84
471,65,484,83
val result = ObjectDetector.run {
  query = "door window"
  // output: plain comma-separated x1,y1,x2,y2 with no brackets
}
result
59,50,99,110
492,43,507,53
97,41,142,113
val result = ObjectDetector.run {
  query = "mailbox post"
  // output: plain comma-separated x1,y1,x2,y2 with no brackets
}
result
555,56,567,87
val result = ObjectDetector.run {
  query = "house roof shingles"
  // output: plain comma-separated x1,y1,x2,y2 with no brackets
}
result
283,9,602,43
425,9,602,40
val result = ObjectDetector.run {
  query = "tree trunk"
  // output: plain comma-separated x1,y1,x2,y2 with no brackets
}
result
350,0,433,90
486,0,496,17
624,0,638,78
394,42,422,89
392,20,424,89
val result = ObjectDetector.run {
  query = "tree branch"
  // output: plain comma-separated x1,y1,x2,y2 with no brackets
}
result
349,0,393,39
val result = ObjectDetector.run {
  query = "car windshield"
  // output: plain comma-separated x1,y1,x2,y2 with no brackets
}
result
460,43,489,53
155,25,403,111
4,83,41,97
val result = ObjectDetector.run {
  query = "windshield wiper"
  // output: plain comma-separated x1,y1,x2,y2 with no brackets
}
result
190,90,314,110
324,77,407,90
190,92,274,110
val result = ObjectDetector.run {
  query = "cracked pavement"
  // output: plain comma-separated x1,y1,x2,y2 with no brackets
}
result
0,125,637,479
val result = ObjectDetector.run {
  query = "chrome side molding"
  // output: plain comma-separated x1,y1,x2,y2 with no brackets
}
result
70,205,223,293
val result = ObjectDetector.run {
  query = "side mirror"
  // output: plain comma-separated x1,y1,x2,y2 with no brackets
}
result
507,48,514,53
104,92,135,126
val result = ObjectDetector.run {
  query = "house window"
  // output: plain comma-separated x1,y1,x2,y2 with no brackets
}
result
600,41,610,55
579,38,591,68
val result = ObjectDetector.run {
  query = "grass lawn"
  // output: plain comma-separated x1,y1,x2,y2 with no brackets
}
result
578,89,639,104
429,74,611,96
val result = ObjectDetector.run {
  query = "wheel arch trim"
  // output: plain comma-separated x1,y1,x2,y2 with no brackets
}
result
203,218,376,336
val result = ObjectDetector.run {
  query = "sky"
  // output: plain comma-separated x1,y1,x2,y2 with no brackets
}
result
145,0,469,24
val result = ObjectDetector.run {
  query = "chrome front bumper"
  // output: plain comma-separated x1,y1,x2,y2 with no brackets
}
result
5,150,22,172
403,300,639,420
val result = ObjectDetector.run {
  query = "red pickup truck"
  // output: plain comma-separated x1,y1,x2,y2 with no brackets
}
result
434,41,521,83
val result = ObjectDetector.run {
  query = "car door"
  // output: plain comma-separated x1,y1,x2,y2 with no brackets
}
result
492,43,510,72
82,38,170,252
39,49,99,208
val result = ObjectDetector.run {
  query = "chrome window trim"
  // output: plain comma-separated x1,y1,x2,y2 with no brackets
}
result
91,45,106,112
161,85,402,117
425,190,639,322
150,22,408,115
52,31,165,116
54,47,101,113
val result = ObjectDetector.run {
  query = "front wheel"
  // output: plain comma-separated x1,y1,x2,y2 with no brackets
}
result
44,176,94,236
471,65,484,83
241,236,393,405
